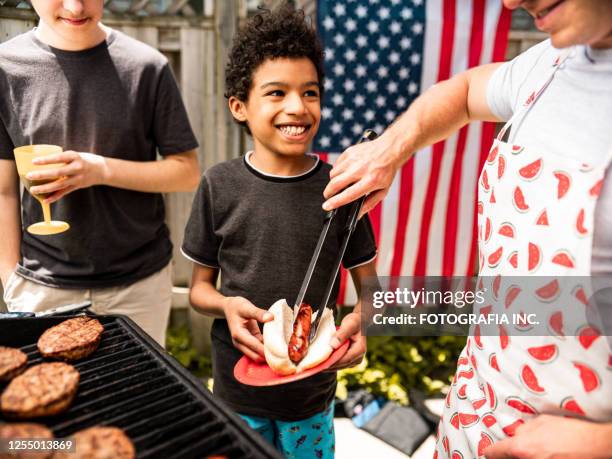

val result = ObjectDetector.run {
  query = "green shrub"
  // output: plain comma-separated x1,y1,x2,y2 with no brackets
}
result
336,335,466,405
166,326,212,378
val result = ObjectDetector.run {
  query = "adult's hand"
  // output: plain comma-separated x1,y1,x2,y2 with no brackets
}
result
28,151,106,203
224,296,273,362
484,415,612,459
322,135,401,217
326,310,366,370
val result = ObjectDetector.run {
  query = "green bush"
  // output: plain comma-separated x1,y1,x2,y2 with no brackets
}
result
166,326,212,378
336,335,467,405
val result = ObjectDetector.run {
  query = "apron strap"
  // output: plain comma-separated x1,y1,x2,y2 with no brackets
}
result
496,47,574,143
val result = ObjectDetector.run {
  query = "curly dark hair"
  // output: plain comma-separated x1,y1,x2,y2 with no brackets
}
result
224,2,325,111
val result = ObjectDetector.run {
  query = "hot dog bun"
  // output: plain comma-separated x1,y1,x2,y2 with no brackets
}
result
263,299,335,375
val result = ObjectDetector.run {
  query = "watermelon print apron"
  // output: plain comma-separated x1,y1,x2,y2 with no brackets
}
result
435,51,612,458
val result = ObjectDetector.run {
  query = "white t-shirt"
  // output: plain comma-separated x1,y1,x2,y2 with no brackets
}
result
487,39,612,275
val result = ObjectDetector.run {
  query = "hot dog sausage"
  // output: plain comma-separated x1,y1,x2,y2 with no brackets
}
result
288,302,312,363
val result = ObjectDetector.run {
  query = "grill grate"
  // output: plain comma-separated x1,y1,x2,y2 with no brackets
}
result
0,315,281,459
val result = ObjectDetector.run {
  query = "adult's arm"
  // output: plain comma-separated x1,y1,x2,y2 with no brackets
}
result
0,160,21,287
322,62,502,214
25,148,200,203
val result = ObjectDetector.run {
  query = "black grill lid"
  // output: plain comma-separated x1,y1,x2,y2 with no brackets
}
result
0,315,282,459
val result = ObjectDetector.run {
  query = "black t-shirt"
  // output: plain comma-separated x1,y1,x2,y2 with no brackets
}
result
182,153,377,420
0,30,198,288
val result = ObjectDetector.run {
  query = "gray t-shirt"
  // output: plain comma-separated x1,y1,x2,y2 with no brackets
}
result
0,30,198,288
182,153,377,420
487,40,612,275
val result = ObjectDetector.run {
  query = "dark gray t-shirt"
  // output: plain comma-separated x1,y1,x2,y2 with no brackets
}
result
0,30,198,288
182,153,377,420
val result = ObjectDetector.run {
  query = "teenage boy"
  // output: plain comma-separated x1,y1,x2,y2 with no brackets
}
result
0,0,200,345
182,5,377,458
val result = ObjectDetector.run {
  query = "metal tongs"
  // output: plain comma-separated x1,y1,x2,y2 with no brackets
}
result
293,129,379,342
0,301,92,319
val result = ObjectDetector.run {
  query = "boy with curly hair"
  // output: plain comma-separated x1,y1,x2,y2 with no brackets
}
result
182,4,377,457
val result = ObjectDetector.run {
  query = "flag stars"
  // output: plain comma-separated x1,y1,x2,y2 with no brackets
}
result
324,48,335,61
322,16,335,31
386,81,398,93
333,63,345,76
408,81,419,94
324,79,334,91
354,94,365,107
333,3,346,16
352,123,364,135
385,110,396,122
342,108,354,120
390,21,402,34
412,0,424,5
355,5,367,18
364,110,375,121
396,96,407,108
410,52,421,65
367,20,379,34
341,137,351,148
389,51,400,64
366,50,379,63
332,93,344,106
377,36,390,49
378,7,390,20
356,35,368,47
377,66,389,78
412,22,424,35
375,123,384,134
366,80,378,92
331,122,342,134
334,33,345,46
401,8,413,20
322,107,332,119
345,18,357,32
375,95,386,107
355,65,367,78
344,49,357,62
319,136,331,148
398,67,410,79
400,37,412,49
343,79,356,92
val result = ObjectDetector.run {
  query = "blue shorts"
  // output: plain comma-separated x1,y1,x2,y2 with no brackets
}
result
239,403,335,459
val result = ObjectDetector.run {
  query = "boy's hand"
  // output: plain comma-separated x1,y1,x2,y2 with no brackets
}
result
326,311,366,371
224,296,273,362
28,151,107,203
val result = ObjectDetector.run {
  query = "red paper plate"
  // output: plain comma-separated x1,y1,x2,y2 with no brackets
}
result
234,339,350,386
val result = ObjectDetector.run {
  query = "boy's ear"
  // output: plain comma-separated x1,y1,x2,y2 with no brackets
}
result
228,96,247,123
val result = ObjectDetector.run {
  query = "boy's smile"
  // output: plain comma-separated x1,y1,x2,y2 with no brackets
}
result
229,57,322,175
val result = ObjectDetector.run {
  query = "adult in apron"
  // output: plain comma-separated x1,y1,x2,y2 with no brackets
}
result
434,50,612,458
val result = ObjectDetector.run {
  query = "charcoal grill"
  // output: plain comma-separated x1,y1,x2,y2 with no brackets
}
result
0,314,281,459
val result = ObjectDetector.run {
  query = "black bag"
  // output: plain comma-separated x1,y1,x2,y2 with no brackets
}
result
361,402,433,455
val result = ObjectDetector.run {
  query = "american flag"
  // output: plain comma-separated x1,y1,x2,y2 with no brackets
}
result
314,0,512,305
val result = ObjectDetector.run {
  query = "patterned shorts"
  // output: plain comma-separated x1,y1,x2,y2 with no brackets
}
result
239,403,335,459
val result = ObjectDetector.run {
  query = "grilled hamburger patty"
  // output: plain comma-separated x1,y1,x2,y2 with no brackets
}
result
54,427,135,459
0,363,79,419
0,347,27,382
37,317,104,361
0,423,54,459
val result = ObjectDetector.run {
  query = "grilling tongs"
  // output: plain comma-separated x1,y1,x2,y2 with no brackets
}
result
293,129,378,342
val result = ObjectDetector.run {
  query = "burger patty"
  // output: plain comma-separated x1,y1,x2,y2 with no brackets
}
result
0,423,54,459
0,363,79,419
0,347,27,382
54,427,135,459
37,317,104,361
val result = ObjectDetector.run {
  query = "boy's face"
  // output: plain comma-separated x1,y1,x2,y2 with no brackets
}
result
31,0,105,50
230,57,321,158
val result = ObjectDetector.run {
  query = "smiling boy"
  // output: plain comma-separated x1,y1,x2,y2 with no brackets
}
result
181,4,377,458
